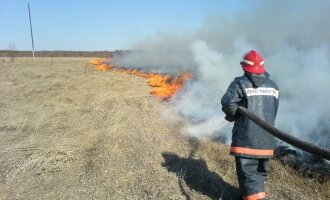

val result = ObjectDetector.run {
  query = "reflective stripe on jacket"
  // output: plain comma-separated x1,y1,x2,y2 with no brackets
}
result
221,72,279,159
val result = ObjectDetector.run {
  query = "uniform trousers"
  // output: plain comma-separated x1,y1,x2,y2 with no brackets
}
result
235,157,269,200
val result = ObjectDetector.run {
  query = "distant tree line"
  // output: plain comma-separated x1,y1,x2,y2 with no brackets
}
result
0,50,128,58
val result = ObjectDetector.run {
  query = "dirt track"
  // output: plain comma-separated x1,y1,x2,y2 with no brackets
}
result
0,58,328,200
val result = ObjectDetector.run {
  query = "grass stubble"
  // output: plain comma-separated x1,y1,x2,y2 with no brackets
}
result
0,58,328,200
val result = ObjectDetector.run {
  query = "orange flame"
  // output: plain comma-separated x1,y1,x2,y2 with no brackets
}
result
89,58,110,71
89,58,192,100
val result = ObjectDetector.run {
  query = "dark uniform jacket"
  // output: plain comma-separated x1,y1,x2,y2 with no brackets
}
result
221,72,279,159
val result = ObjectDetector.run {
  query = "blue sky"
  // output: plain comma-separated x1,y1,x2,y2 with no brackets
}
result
1,0,250,51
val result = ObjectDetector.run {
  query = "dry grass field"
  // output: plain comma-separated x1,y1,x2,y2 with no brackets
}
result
0,57,329,200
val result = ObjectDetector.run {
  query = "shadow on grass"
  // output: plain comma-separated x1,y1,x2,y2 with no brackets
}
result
162,152,240,200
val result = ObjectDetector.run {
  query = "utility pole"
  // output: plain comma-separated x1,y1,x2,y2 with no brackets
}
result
28,3,35,60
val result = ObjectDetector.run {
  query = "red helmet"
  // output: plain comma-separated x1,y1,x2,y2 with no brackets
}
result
240,50,265,74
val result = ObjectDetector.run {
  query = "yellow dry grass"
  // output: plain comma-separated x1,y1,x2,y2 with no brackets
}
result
0,57,328,200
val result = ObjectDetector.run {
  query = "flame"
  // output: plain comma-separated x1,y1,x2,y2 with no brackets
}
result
89,58,110,71
89,58,191,100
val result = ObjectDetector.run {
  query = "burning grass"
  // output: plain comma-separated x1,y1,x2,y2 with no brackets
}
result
89,58,192,100
0,57,329,199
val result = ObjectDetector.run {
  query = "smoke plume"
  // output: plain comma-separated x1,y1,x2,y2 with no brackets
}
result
113,0,330,149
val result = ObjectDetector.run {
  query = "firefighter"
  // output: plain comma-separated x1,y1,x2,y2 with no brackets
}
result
221,50,279,200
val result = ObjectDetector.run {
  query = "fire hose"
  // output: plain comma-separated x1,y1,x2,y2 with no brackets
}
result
237,106,330,161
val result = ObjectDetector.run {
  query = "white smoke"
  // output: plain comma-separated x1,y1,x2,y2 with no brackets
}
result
113,0,330,148
114,33,195,74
